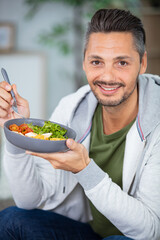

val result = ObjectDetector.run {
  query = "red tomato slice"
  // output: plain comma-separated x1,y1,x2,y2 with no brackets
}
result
9,124,19,132
9,123,33,135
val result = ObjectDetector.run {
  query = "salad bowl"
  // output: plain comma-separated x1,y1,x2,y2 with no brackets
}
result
4,118,76,153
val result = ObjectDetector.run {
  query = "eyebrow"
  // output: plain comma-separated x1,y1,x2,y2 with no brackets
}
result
87,55,133,61
87,55,103,60
114,56,133,61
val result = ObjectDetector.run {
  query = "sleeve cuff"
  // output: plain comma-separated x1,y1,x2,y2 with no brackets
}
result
74,159,106,191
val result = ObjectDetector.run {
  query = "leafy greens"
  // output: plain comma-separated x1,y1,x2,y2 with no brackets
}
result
27,121,67,139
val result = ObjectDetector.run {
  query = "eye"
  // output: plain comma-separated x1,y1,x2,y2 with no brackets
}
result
119,61,128,66
91,60,101,66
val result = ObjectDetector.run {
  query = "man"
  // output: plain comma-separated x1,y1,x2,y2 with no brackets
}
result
0,8,160,240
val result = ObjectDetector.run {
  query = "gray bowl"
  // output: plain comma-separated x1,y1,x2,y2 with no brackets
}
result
4,118,76,153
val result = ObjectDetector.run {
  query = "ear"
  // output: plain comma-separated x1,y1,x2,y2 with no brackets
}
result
139,51,147,74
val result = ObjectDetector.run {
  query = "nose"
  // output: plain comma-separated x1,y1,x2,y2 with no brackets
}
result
101,63,116,82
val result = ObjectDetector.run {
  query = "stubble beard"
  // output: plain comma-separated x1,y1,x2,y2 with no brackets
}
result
92,78,138,107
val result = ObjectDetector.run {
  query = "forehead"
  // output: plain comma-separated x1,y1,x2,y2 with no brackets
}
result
85,32,137,57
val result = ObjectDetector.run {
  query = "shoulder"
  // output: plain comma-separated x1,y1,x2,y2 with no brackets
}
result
59,84,91,104
49,84,92,124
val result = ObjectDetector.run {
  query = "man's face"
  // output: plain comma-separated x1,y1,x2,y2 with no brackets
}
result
83,32,147,107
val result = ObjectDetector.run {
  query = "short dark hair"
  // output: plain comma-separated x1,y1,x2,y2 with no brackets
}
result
84,9,146,62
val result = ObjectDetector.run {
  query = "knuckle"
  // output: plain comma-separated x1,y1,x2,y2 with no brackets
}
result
0,81,5,88
0,98,10,110
0,89,12,103
0,108,8,118
0,81,9,90
6,95,12,103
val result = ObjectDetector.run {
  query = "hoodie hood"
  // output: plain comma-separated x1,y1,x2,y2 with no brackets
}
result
69,73,160,143
69,85,97,143
138,74,160,138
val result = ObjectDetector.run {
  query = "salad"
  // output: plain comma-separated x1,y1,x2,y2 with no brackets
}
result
9,121,67,141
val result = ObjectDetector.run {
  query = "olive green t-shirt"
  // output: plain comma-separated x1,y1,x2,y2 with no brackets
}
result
89,104,135,238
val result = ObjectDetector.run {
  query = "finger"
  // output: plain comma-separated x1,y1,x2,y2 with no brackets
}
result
26,151,60,169
26,151,46,157
12,84,24,103
26,151,53,160
0,97,11,111
0,87,12,104
12,84,29,109
26,151,64,162
0,81,12,92
0,106,9,118
12,84,20,101
66,138,79,151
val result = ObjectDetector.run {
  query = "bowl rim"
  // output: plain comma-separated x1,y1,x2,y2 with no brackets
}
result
4,118,76,142
4,118,76,153
4,118,76,144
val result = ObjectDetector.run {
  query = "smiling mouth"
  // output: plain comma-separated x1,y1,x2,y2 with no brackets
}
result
100,86,120,91
97,84,122,94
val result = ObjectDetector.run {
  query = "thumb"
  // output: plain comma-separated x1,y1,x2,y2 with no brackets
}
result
12,84,18,96
66,138,77,150
12,84,21,102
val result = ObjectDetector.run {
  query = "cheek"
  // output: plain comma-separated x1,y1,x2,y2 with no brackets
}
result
121,73,138,91
85,67,102,82
84,69,95,82
116,67,138,83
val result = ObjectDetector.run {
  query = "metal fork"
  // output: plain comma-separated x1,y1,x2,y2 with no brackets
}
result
1,68,25,119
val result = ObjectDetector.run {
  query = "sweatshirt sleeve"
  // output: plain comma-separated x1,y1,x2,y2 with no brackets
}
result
2,91,81,210
2,93,75,209
75,142,160,240
3,139,57,209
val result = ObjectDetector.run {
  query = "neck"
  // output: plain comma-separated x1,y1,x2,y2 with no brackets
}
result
102,88,138,135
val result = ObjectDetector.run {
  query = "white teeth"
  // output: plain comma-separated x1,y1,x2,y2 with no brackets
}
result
101,86,117,91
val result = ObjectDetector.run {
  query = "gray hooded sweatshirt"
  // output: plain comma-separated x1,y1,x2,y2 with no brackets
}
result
3,73,160,240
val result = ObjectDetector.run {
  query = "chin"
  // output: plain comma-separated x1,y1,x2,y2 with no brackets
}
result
96,95,126,107
99,101,122,107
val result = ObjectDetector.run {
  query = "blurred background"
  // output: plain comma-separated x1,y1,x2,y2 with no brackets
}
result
0,0,160,210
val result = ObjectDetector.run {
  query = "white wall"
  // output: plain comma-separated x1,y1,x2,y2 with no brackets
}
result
0,53,46,118
0,0,77,118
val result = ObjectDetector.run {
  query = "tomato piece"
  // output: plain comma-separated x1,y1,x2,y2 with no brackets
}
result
23,127,33,135
9,124,19,132
19,124,28,129
18,124,33,135
9,123,33,135
27,127,33,132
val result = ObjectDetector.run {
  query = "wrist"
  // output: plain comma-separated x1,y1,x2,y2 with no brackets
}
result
72,158,91,174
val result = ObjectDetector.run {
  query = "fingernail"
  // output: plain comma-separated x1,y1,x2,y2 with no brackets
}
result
26,151,31,154
14,87,17,94
6,85,10,91
67,139,73,148
10,99,14,105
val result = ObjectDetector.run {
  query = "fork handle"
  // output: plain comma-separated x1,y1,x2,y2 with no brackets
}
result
1,68,17,102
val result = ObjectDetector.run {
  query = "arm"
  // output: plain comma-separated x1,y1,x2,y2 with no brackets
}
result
2,88,77,210
0,80,57,209
29,137,160,240
75,139,160,240
3,140,58,209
